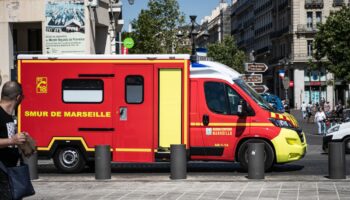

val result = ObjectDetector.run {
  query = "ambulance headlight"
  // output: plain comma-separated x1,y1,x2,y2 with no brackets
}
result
269,118,294,128
327,125,340,135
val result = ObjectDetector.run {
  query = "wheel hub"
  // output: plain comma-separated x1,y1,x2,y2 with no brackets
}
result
62,150,78,166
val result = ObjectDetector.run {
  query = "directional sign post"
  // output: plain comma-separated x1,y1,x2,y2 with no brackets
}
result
251,85,269,94
244,63,268,73
242,74,263,83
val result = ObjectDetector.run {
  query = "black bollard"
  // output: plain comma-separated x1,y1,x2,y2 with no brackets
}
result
95,145,111,180
24,152,38,180
170,144,187,180
248,143,265,179
329,142,346,179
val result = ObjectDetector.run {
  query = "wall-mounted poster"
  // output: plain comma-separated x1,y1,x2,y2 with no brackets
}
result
45,0,85,54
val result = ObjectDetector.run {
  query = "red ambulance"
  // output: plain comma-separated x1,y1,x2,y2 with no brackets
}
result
17,54,307,172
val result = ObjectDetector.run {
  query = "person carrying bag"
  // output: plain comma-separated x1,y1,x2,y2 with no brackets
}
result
0,159,35,200
0,81,35,200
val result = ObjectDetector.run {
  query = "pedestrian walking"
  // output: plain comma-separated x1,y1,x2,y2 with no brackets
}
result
306,101,312,123
335,101,343,118
315,107,327,135
324,101,331,116
301,101,307,119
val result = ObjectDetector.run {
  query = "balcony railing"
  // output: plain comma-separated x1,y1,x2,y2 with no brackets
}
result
296,24,319,33
235,1,253,15
254,0,273,15
305,0,324,9
270,26,291,39
278,0,290,11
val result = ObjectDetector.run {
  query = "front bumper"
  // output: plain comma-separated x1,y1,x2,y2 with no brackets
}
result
271,128,307,163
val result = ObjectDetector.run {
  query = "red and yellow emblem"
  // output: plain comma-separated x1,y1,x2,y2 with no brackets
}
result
36,77,48,93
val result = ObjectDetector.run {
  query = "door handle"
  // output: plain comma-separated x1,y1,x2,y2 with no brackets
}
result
202,114,209,126
120,107,127,121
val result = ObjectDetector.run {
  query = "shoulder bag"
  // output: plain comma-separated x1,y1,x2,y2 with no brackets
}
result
0,161,35,200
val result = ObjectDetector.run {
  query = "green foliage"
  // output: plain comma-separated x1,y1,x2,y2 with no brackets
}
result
207,36,247,73
129,0,184,54
314,7,350,81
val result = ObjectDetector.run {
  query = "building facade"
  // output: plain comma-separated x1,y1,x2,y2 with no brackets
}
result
231,0,349,109
0,0,123,83
197,1,231,49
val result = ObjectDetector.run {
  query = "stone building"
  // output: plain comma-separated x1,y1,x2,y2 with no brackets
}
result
0,0,123,83
231,0,349,109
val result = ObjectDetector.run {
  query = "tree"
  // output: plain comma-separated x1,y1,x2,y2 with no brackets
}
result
207,36,247,73
314,7,350,81
129,0,184,54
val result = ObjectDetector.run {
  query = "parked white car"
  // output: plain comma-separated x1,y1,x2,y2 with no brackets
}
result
323,121,350,153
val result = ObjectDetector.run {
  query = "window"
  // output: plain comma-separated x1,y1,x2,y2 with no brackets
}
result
62,79,103,103
204,82,243,115
307,12,313,29
316,12,322,24
307,40,313,56
125,75,144,104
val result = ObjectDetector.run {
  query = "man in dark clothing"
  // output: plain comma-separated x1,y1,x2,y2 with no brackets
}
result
0,81,26,199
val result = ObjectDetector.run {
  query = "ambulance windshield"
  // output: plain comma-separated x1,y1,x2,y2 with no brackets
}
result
234,79,275,111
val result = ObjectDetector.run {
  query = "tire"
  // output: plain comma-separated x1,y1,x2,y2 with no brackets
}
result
53,146,86,173
237,139,275,172
344,138,350,154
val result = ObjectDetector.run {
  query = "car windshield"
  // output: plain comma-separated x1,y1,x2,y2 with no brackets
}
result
234,79,275,111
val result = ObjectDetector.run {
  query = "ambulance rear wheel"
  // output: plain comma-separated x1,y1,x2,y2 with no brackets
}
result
53,147,86,173
237,139,274,172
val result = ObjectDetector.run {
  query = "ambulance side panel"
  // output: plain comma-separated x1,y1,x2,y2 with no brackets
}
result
19,61,114,159
18,59,190,165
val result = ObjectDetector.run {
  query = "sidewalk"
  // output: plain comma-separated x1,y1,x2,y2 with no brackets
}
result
26,177,350,200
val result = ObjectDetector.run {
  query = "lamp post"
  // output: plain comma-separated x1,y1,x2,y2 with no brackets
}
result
281,57,291,105
177,15,209,62
190,16,198,60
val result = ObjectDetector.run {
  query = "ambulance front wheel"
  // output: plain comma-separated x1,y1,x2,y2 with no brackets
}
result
237,139,274,172
53,146,86,173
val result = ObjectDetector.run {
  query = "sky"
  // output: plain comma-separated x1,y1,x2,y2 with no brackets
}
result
122,0,231,32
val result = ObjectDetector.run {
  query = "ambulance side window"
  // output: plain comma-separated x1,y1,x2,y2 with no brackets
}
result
62,79,103,103
125,76,144,104
205,82,228,114
204,82,243,115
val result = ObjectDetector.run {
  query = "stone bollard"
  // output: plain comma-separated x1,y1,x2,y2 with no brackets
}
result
95,145,111,180
170,144,187,180
328,142,346,179
24,152,38,180
248,143,265,179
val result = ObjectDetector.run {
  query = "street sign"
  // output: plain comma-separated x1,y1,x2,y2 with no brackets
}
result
282,77,290,90
242,74,263,83
251,85,269,94
244,63,268,73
